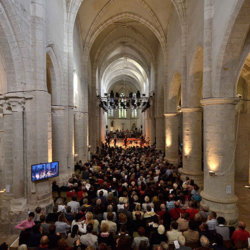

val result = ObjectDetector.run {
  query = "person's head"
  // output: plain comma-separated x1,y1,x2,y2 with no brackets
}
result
160,203,166,211
178,235,186,246
118,213,127,224
87,223,93,233
66,206,72,213
238,221,246,230
159,242,168,250
107,212,114,221
194,213,202,222
35,207,42,214
40,214,46,223
57,239,69,249
157,225,165,235
171,221,178,230
146,205,152,212
28,212,35,221
210,211,217,219
17,244,27,250
101,222,109,233
86,212,94,221
201,204,209,212
200,235,210,248
138,226,145,236
72,196,77,201
40,236,49,247
217,216,226,225
58,213,66,222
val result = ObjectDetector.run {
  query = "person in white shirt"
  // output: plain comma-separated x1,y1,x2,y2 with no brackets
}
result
67,196,80,214
206,211,217,231
80,223,98,249
101,212,117,234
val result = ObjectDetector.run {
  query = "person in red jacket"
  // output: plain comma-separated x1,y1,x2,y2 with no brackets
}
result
231,221,250,247
185,201,199,220
170,201,183,220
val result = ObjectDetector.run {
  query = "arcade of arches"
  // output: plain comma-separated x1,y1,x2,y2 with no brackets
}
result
0,0,249,234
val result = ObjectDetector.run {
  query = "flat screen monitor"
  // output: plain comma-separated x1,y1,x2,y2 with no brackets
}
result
31,161,59,182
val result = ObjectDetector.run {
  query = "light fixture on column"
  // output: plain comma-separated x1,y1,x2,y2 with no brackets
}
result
0,188,6,193
208,170,216,176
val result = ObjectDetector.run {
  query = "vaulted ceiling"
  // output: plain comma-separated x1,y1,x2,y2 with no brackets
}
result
76,0,174,94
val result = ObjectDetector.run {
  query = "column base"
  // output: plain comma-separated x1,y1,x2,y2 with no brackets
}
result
179,168,203,187
201,191,238,226
0,194,53,234
0,195,27,234
166,157,179,166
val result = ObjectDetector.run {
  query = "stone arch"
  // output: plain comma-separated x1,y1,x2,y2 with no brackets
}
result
235,50,250,184
46,45,63,106
86,13,166,55
0,1,25,93
0,49,7,95
187,46,203,107
168,73,182,112
216,0,250,97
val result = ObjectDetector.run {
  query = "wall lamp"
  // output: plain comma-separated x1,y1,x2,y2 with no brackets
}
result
209,170,216,176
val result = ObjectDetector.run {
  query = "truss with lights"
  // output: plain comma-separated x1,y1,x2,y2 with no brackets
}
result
98,90,153,113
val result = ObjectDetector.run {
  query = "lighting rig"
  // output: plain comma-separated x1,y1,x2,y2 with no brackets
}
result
97,90,153,113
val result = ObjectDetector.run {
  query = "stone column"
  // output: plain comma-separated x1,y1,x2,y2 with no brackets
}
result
51,106,67,182
201,98,238,225
164,113,179,165
181,107,203,186
155,116,165,151
74,111,88,163
0,106,3,190
0,98,25,198
67,106,74,173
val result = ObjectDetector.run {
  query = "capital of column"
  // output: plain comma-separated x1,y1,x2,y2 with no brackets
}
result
181,107,202,113
2,98,25,113
201,97,239,106
164,112,179,117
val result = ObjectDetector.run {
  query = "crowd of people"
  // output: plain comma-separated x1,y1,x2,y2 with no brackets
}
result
106,129,142,139
7,145,250,250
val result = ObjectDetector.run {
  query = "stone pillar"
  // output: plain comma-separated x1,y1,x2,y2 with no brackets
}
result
0,108,3,190
51,106,68,182
181,107,203,186
74,111,88,163
164,113,179,166
201,98,238,225
0,97,27,233
1,98,25,198
155,116,165,151
67,106,74,172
